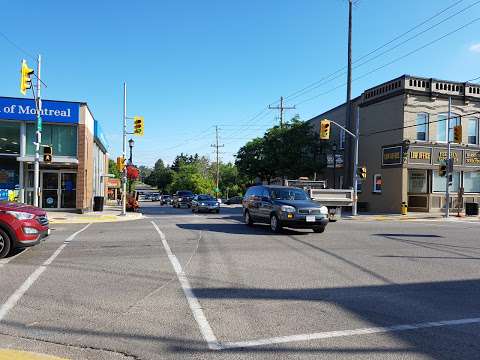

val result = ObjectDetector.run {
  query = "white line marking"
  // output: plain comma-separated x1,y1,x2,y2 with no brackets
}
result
151,221,221,350
0,223,91,322
222,317,480,349
0,248,30,269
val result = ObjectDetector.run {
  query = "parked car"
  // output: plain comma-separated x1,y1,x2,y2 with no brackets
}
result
172,190,194,208
224,196,243,205
150,193,160,201
242,185,329,233
0,202,50,258
160,195,172,205
191,195,220,213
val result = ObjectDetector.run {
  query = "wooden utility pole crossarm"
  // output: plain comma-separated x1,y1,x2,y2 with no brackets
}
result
269,96,296,128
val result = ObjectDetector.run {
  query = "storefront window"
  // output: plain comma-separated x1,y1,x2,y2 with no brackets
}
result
432,170,460,192
0,121,20,154
26,123,77,156
463,172,480,193
468,118,478,145
408,169,427,193
416,113,428,141
0,157,19,189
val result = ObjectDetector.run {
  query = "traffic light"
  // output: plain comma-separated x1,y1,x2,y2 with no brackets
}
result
116,156,125,171
358,166,367,179
133,116,144,136
453,125,462,143
439,163,446,177
20,59,34,95
320,119,331,140
43,146,52,163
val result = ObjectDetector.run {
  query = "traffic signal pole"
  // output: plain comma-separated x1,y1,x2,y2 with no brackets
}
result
445,96,452,218
33,55,42,207
121,82,127,216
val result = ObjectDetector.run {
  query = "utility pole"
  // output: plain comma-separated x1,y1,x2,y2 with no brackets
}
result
269,96,295,128
352,107,360,216
211,126,224,197
445,96,452,218
121,83,127,216
345,0,353,187
33,54,42,207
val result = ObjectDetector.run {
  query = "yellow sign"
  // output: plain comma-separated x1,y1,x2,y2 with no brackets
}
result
465,152,480,165
410,151,431,160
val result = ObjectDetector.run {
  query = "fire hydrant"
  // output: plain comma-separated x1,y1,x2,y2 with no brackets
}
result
401,201,408,215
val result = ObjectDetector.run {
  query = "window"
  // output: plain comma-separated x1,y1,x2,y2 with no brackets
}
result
436,113,460,142
373,174,382,193
26,124,77,156
408,169,427,193
0,121,20,154
468,118,478,145
415,113,428,141
432,170,460,192
463,172,480,193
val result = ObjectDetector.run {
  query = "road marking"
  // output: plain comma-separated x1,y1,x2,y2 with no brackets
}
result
151,221,221,350
222,317,480,349
0,248,30,269
0,349,68,359
0,224,91,322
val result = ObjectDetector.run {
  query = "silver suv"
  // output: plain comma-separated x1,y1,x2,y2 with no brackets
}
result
242,185,329,233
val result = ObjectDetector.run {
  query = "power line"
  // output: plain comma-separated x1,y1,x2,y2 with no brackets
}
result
295,16,480,106
268,96,296,128
0,30,37,62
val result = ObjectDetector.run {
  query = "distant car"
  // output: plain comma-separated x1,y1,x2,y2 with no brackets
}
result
242,185,329,233
160,195,172,205
172,190,194,208
191,195,220,213
150,193,160,201
225,196,243,205
0,202,50,258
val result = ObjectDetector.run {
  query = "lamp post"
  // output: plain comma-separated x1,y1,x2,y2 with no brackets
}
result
332,144,337,189
128,138,134,193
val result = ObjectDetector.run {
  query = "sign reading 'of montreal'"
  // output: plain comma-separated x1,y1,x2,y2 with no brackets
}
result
0,97,79,123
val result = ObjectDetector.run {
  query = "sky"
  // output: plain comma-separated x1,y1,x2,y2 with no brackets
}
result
1,0,479,166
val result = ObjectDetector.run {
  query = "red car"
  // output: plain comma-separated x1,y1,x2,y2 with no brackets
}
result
0,202,49,258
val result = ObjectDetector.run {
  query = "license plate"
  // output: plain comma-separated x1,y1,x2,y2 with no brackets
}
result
306,215,316,222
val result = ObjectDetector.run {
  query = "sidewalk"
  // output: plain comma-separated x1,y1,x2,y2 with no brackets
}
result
341,211,480,222
47,204,142,224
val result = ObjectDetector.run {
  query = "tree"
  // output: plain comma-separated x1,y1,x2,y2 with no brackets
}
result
137,165,152,181
170,163,215,194
108,159,121,179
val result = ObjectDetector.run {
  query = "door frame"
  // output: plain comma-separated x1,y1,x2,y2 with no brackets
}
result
40,170,77,210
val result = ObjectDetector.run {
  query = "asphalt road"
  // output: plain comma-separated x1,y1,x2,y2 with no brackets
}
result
1,202,480,359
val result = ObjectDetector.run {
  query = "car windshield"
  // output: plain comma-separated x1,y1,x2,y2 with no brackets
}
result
178,191,193,196
270,188,309,201
198,195,215,201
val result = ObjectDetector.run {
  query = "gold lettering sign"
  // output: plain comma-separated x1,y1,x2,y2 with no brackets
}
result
465,152,480,165
383,152,400,160
410,151,431,160
438,151,459,163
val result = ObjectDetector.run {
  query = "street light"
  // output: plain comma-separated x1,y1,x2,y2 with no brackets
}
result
128,138,134,165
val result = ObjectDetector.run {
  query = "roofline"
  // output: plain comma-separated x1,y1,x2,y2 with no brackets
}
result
0,95,86,105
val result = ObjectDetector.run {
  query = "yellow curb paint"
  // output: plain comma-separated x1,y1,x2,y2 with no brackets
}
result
0,349,68,360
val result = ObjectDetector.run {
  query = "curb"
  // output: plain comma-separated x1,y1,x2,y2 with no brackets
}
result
49,213,143,224
0,349,68,360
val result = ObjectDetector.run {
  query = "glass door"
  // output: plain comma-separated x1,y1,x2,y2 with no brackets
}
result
41,172,59,209
61,173,76,208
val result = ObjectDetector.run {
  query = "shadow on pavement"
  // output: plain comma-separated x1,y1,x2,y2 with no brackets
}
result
177,222,311,236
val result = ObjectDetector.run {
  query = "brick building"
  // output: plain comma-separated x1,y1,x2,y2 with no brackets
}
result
0,96,109,212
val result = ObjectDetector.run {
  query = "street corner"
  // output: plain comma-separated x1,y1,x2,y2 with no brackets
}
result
48,212,143,224
0,349,69,360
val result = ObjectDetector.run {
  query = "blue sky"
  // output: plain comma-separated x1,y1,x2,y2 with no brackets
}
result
1,0,479,166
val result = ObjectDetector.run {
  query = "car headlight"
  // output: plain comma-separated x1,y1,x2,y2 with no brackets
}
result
280,205,296,213
6,211,35,220
319,206,328,215
200,202,205,206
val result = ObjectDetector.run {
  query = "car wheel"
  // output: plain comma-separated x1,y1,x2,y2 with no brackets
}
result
313,226,325,233
270,215,282,233
0,228,12,259
244,210,253,226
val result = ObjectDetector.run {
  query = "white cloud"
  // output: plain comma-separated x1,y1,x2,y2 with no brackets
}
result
469,43,480,53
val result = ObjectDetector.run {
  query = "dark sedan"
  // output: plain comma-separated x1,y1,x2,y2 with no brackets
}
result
191,195,220,213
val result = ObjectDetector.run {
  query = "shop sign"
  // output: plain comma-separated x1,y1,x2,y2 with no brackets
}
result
408,147,432,165
464,150,480,167
106,178,121,188
382,146,403,166
432,148,462,165
327,153,344,168
0,97,79,124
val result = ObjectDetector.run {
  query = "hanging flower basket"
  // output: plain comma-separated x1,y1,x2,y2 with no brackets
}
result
126,165,139,181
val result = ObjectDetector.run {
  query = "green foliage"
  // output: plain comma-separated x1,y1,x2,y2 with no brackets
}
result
108,159,121,178
170,163,215,194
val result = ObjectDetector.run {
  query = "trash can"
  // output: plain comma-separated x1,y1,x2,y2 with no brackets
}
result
93,196,104,212
401,201,408,215
465,202,479,216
